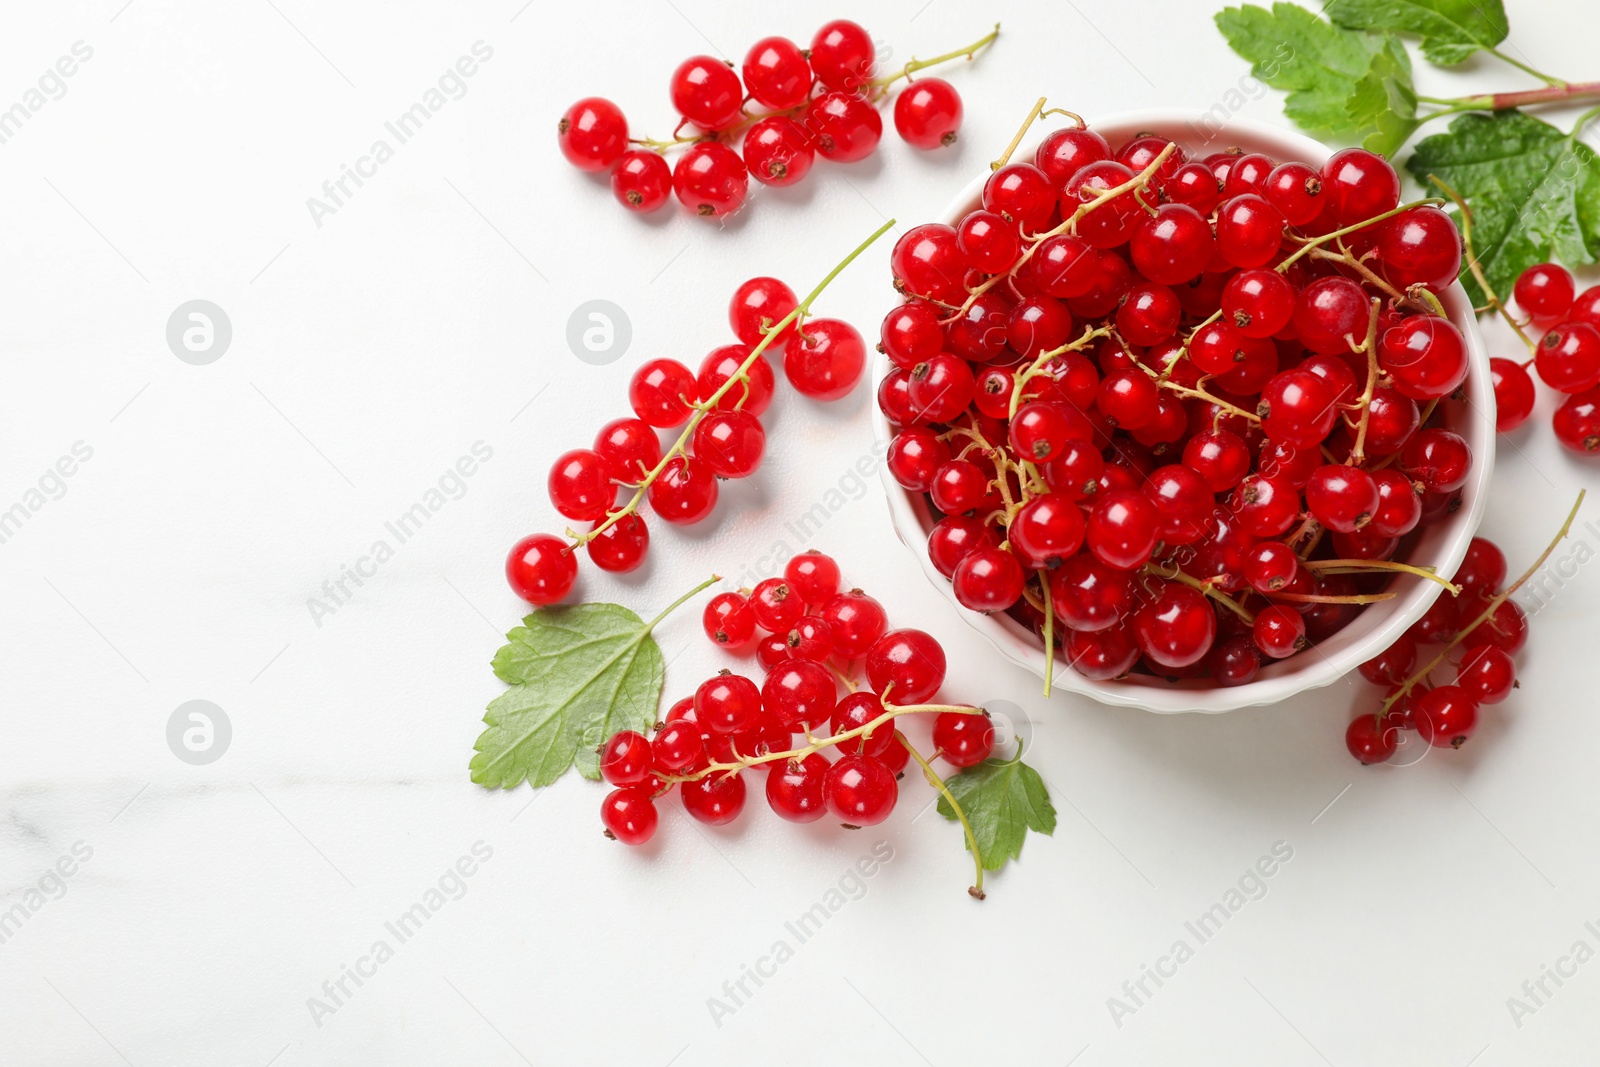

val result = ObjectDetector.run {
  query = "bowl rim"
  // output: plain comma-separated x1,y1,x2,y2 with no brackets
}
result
873,108,1495,714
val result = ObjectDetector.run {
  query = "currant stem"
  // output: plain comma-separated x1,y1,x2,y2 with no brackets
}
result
1041,578,1057,698
1347,298,1383,467
1144,563,1257,623
645,574,722,633
1383,490,1586,715
1008,325,1110,418
989,96,1082,172
572,219,894,548
869,23,1001,91
1274,590,1397,605
1426,175,1540,358
1302,558,1461,594
896,730,985,899
1277,198,1446,272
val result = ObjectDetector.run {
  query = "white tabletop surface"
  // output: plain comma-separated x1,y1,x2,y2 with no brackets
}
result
3,1,1598,1064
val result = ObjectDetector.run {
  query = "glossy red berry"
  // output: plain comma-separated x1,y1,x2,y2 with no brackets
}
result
558,97,627,172
785,551,841,606
1210,634,1262,686
506,533,577,606
985,163,1057,233
1306,464,1378,533
956,210,1021,275
1129,203,1215,284
698,345,776,417
593,417,662,483
629,358,697,427
1252,604,1307,659
1065,161,1141,249
692,410,764,478
548,448,614,522
1065,624,1141,680
1184,428,1252,492
891,223,969,304
1263,161,1324,226
1086,489,1160,569
824,755,897,826
807,91,883,162
1230,474,1300,538
681,772,746,825
1514,262,1576,319
820,591,888,659
742,36,812,110
611,150,672,212
750,577,802,633
695,672,763,734
908,353,976,423
1400,429,1472,493
1320,148,1400,226
1461,596,1527,655
927,515,999,578
670,55,743,131
887,428,951,492
1490,357,1537,432
1553,387,1600,454
810,19,875,91
703,592,758,649
1379,315,1468,400
766,753,830,823
652,721,704,773
600,730,653,787
586,513,650,573
1455,537,1507,594
648,456,718,524
1034,126,1112,187
1258,370,1338,448
1221,269,1295,338
1116,283,1182,346
1132,581,1217,669
787,318,867,400
894,77,962,149
831,690,896,758
742,116,816,187
1536,323,1600,394
1413,685,1479,749
729,277,799,350
1369,468,1422,537
1244,540,1299,594
1294,276,1370,355
1010,495,1087,568
1216,194,1286,268
1378,206,1462,290
1345,714,1398,765
953,547,1025,612
866,629,946,704
933,711,995,768
1457,645,1515,704
881,301,945,368
763,660,837,729
601,787,658,844
1048,551,1134,631
673,142,749,218
1359,634,1417,686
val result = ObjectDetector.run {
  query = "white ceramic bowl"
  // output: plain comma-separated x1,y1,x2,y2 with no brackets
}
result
874,109,1494,714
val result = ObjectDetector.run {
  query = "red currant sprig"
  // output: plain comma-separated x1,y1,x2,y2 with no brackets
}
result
558,23,1001,220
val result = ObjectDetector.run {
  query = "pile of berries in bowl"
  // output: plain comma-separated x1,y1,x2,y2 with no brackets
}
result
872,110,1493,714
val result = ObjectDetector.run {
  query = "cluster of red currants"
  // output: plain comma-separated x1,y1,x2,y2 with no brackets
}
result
879,122,1476,687
556,19,997,219
506,278,869,606
1347,535,1526,762
596,550,993,845
1491,261,1600,452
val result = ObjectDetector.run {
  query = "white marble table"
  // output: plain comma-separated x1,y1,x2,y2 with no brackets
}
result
4,1,1598,1063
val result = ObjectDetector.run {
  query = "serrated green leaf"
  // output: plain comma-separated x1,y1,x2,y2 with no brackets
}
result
1349,36,1420,157
1325,0,1507,65
936,754,1056,871
1216,3,1377,137
1406,110,1600,306
473,604,665,789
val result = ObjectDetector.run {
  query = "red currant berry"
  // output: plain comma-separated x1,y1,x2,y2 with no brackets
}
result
1117,135,1185,187
887,428,951,492
729,276,798,350
806,91,883,162
1573,286,1600,328
787,318,867,401
600,730,654,787
1133,581,1218,669
1167,161,1225,214
953,548,1025,612
548,448,615,522
766,753,831,822
742,116,816,187
762,659,837,729
1320,148,1400,226
894,76,962,149
692,410,765,478
810,19,874,91
703,591,758,650
600,787,658,844
1221,151,1274,197
611,150,672,212
648,456,719,524
1454,536,1507,594
891,223,969,304
1065,161,1141,249
908,353,976,423
1216,194,1286,268
1096,368,1159,430
824,755,898,826
820,591,888,659
755,632,793,671
652,721,704,773
1222,269,1295,339
1006,295,1075,360
1049,551,1134,631
1064,623,1140,680
682,772,746,825
1230,474,1300,538
742,36,812,110
1345,714,1398,765
1258,369,1338,448
1210,634,1262,686
1378,206,1461,290
629,358,697,427
586,513,649,573
933,711,995,768
1369,468,1422,537
557,97,627,172
1400,428,1472,493
593,417,662,483
985,163,1057,233
1536,323,1600,394
1363,389,1421,455
1514,262,1576,320
1490,357,1537,433
785,551,841,606
1306,464,1378,533
1413,685,1479,749
670,56,743,131
1406,590,1460,645
1461,596,1527,655
1359,634,1417,686
781,615,835,662
673,142,748,218
956,209,1021,275
696,672,763,734
698,345,776,417
1294,277,1370,355
832,691,896,758
1244,540,1299,594
1086,489,1160,569
1116,282,1182,346
881,300,944,368
927,515,999,578
1263,161,1324,226
1130,203,1215,284
866,629,946,704
1010,495,1087,568
1553,387,1600,454
751,577,802,632
1184,428,1252,492
1252,604,1307,659
1379,315,1468,400
506,533,576,606
1034,126,1111,188
1457,645,1515,704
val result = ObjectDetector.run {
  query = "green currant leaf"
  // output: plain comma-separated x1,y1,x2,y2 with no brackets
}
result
1214,3,1411,147
936,752,1056,871
1348,35,1420,157
473,603,665,789
1324,0,1508,66
1406,110,1600,307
